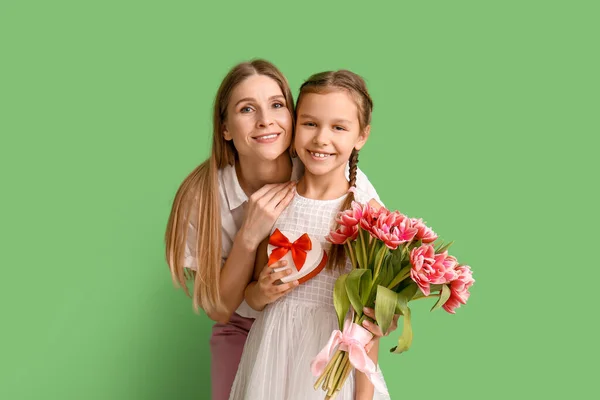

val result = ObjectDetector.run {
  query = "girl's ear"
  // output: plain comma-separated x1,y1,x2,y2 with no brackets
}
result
354,125,371,151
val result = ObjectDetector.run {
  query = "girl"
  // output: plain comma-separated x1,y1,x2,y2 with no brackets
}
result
164,60,387,400
230,70,389,400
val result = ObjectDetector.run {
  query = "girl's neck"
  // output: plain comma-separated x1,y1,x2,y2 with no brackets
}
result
236,153,293,196
296,166,350,200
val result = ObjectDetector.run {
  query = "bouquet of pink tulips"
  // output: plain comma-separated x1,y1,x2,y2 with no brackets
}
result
311,201,475,399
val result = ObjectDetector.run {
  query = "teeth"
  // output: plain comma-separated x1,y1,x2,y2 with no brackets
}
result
309,151,330,158
256,134,278,140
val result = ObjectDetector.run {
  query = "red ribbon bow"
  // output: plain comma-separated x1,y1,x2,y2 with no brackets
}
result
268,229,312,271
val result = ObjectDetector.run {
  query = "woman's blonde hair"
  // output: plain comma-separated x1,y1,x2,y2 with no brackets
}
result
165,60,295,314
295,70,373,271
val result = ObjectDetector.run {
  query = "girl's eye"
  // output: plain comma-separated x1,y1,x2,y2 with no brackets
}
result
334,126,346,131
304,122,316,127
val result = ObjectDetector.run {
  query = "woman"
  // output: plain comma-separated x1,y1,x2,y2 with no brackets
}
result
165,59,390,400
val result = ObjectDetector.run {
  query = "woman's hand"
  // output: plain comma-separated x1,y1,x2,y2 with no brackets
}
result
239,182,296,250
362,306,400,353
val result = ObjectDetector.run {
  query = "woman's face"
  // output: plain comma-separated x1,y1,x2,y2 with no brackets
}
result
223,74,293,162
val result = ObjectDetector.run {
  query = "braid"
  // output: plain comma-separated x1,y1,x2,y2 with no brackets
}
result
327,149,360,271
348,149,359,189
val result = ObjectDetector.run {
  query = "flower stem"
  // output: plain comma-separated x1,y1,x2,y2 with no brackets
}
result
367,235,376,264
314,350,342,390
335,355,353,395
330,353,349,394
373,245,387,279
326,350,345,396
358,230,368,268
413,293,440,301
387,269,411,290
346,242,357,270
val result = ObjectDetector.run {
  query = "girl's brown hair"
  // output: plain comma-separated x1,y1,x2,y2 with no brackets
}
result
165,60,295,314
295,70,373,271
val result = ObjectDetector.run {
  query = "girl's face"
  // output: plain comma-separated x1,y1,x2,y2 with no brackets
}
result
295,90,369,178
224,74,293,162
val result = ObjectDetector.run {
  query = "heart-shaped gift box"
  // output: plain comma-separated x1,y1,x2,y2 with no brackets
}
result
267,228,328,284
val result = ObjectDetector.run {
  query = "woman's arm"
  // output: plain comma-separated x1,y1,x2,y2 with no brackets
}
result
206,231,258,323
206,182,296,323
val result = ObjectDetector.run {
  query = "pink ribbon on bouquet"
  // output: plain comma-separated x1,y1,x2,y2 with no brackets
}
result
310,316,388,396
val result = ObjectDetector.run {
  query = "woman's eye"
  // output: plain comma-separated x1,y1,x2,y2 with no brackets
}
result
241,106,253,113
273,102,284,109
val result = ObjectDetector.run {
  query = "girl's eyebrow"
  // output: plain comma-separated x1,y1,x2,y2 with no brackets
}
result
298,114,353,125
235,95,285,108
332,119,352,125
298,113,317,119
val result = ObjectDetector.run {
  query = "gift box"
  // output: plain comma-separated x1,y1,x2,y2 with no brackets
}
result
267,228,328,284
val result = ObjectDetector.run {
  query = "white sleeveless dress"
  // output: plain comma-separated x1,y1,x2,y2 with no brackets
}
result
229,189,390,400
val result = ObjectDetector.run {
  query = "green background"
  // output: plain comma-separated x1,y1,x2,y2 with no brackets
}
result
1,0,598,399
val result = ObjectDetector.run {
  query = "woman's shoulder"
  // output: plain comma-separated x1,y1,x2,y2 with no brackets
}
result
217,163,248,211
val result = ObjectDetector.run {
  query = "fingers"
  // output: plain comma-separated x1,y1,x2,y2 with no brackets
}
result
259,260,288,279
362,307,401,336
362,319,384,338
263,280,298,304
274,185,296,211
268,268,294,284
363,307,375,319
276,280,299,293
251,182,285,200
386,314,400,335
267,181,296,210
255,181,295,208
270,181,296,205
258,260,299,303
263,182,294,205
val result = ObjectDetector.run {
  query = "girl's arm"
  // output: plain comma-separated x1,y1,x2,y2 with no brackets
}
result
355,339,379,400
245,238,299,311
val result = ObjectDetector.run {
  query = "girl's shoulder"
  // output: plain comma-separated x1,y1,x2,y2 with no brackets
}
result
355,166,384,208
352,186,375,205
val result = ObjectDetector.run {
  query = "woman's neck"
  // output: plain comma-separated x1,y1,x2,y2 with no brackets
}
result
236,153,293,196
296,166,350,200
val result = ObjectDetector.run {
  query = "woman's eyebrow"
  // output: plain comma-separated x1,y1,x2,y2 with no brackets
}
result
234,95,285,107
234,97,256,107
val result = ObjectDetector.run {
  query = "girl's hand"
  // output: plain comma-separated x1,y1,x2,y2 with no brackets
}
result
239,181,296,250
362,306,400,353
255,260,299,305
